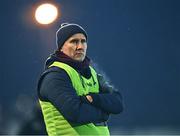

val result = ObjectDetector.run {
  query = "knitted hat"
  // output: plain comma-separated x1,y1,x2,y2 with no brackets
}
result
56,23,88,49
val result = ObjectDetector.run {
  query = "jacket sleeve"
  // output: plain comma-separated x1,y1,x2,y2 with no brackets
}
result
38,69,109,124
89,74,124,114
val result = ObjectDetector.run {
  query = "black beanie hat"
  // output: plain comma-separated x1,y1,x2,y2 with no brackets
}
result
56,23,88,49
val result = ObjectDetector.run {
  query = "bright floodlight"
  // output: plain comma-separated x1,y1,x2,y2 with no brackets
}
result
35,3,58,25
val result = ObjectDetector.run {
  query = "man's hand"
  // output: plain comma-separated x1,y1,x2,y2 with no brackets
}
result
97,74,114,93
86,95,93,103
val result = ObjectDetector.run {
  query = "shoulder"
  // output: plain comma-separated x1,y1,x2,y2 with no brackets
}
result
38,66,71,86
37,66,71,99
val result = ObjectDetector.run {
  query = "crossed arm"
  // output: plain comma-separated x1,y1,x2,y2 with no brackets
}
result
83,74,124,114
38,68,123,124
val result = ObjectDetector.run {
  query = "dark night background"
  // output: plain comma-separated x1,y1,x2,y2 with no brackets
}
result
0,0,180,135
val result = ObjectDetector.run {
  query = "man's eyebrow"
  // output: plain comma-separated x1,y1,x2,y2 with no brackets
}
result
69,38,86,42
70,38,78,41
69,39,78,43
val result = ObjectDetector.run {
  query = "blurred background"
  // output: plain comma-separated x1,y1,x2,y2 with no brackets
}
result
0,0,180,135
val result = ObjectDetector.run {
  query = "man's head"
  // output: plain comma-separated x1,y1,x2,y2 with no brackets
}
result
56,23,88,62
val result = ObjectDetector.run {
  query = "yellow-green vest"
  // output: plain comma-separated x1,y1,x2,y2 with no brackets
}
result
39,61,110,136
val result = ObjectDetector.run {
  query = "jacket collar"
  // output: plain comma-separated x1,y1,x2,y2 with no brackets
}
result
45,50,91,78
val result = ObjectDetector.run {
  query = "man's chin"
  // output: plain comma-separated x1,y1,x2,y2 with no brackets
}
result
74,56,85,62
74,54,85,61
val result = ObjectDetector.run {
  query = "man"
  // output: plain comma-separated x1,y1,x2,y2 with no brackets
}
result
37,23,123,136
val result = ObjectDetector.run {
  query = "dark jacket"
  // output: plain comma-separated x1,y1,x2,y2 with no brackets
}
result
37,51,123,125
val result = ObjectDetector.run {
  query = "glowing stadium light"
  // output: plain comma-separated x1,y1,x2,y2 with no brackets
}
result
35,3,58,25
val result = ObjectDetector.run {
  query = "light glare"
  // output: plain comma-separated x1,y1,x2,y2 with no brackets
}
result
35,3,58,25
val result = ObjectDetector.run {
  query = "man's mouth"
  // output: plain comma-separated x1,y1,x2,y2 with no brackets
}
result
76,52,84,55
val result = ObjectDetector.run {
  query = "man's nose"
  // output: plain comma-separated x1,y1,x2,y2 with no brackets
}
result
76,42,84,49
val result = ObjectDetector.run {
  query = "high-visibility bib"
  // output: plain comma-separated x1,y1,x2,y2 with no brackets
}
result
39,61,110,136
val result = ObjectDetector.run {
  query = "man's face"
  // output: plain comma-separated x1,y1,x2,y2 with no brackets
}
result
61,33,87,62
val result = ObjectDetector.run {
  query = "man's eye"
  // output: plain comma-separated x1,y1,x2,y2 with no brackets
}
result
70,39,87,44
81,39,87,44
71,40,78,44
